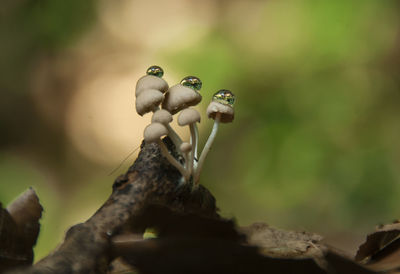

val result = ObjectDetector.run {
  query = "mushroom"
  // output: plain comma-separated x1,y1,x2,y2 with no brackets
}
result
144,123,189,180
178,108,201,177
193,89,235,184
135,65,168,97
180,142,192,153
151,109,182,147
135,66,169,116
206,101,234,122
161,76,202,115
151,109,173,124
135,66,185,150
134,67,237,186
135,89,164,116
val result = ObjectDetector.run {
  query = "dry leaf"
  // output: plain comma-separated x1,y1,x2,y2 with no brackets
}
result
356,221,400,262
7,188,43,249
355,221,400,273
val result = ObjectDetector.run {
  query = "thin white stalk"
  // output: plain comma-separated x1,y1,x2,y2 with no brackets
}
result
157,140,189,181
182,150,190,170
194,113,221,184
194,123,199,160
188,123,197,177
166,123,183,147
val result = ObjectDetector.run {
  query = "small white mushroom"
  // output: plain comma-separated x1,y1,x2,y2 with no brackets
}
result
194,90,235,184
180,142,192,153
151,109,173,124
143,122,168,143
151,109,182,149
162,84,202,115
135,67,181,147
178,108,201,126
178,108,201,177
135,65,169,116
206,101,234,123
135,89,164,116
144,123,188,180
135,75,169,97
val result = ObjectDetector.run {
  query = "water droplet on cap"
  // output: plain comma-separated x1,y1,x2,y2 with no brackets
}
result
212,89,235,106
146,65,164,77
180,76,202,91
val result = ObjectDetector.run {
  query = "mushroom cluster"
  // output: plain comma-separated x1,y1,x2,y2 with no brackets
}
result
136,65,235,186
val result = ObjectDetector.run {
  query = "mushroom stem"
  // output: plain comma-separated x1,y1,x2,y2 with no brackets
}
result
157,140,189,181
188,123,197,176
183,150,190,170
166,123,183,147
193,123,199,160
194,113,221,184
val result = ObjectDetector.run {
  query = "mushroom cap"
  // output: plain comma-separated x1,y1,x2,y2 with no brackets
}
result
180,142,192,153
162,84,202,115
136,75,169,97
177,108,201,126
143,123,168,143
151,109,173,124
135,89,164,116
206,101,234,123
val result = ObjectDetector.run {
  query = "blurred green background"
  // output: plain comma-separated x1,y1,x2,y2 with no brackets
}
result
1,0,400,260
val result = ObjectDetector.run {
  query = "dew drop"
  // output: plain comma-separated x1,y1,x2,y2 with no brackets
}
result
180,76,202,91
212,89,235,106
146,65,164,77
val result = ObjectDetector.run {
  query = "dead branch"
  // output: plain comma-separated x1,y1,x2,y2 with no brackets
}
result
8,138,219,274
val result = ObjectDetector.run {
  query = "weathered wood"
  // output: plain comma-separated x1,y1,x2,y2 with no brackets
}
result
8,138,219,274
